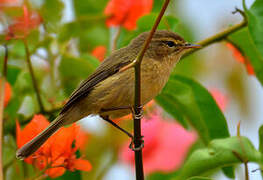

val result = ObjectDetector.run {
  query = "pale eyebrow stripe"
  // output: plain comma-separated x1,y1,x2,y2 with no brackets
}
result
152,38,184,44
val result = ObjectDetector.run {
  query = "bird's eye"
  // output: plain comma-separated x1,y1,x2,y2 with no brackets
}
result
164,41,175,47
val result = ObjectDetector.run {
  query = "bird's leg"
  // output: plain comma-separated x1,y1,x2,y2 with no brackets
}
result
101,115,133,139
101,106,144,151
130,105,144,151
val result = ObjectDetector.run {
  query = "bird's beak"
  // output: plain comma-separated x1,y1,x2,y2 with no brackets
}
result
183,43,202,49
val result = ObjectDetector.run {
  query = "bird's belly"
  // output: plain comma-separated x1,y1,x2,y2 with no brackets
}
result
96,59,171,119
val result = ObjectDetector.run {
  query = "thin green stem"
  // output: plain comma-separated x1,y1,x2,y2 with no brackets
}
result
133,0,171,179
0,45,8,180
242,0,248,12
183,20,247,58
23,39,45,113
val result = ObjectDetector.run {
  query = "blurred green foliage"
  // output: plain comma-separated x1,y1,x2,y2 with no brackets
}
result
1,0,263,179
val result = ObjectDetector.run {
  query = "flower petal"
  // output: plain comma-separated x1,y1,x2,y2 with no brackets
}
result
91,46,107,62
104,0,152,30
72,158,92,171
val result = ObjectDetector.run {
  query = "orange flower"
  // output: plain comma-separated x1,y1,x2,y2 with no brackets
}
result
91,46,107,62
0,80,12,107
226,43,255,75
6,5,42,40
16,115,91,178
104,0,153,30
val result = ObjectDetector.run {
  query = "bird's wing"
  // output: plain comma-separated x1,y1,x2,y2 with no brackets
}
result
60,47,136,114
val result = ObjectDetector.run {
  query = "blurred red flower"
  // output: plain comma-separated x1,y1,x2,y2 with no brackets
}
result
6,5,42,40
104,0,153,30
91,46,107,62
0,0,19,5
209,88,228,111
226,43,255,75
16,114,91,178
0,80,12,107
119,111,197,174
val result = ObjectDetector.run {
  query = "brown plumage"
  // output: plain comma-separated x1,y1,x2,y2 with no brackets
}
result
16,30,199,159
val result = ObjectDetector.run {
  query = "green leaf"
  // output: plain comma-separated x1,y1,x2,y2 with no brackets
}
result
5,160,24,180
245,0,263,57
40,0,64,32
59,54,99,95
6,65,21,85
221,166,235,179
175,136,262,180
137,13,178,32
73,0,108,17
187,177,213,180
58,21,82,43
228,28,263,85
59,54,99,77
156,75,229,144
3,135,16,167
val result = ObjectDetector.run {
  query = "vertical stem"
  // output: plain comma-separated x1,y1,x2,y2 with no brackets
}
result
23,39,45,113
133,0,171,179
244,162,249,180
133,66,144,180
0,45,8,180
112,27,121,52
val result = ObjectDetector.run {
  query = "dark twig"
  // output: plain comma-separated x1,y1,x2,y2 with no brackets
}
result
232,7,247,21
132,0,171,179
0,45,8,180
232,150,249,180
23,39,45,113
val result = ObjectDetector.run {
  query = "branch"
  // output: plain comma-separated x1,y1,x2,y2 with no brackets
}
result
23,39,45,113
132,0,171,179
183,20,247,57
0,45,8,180
232,150,249,180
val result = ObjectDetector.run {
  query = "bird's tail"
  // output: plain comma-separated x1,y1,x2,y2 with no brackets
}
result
16,115,65,160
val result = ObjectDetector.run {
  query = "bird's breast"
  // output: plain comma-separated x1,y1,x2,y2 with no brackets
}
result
86,57,176,119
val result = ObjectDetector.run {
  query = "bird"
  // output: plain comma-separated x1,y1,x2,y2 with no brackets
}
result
16,30,200,159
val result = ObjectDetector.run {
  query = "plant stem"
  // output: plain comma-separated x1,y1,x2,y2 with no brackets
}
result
0,45,8,180
23,39,45,113
183,20,247,57
133,0,171,179
112,27,121,52
232,150,249,180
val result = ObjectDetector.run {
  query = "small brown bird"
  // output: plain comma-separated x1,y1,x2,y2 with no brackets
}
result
16,30,200,159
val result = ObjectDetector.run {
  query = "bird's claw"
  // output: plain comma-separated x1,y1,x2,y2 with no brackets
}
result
129,136,144,151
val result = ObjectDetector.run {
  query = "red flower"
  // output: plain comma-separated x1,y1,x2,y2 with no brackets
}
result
119,111,197,174
226,43,255,75
16,115,91,178
0,0,18,5
0,80,12,107
6,5,42,40
91,46,107,62
104,0,153,30
209,88,228,112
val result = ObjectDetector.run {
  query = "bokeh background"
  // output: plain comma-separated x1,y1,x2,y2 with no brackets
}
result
1,0,262,179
